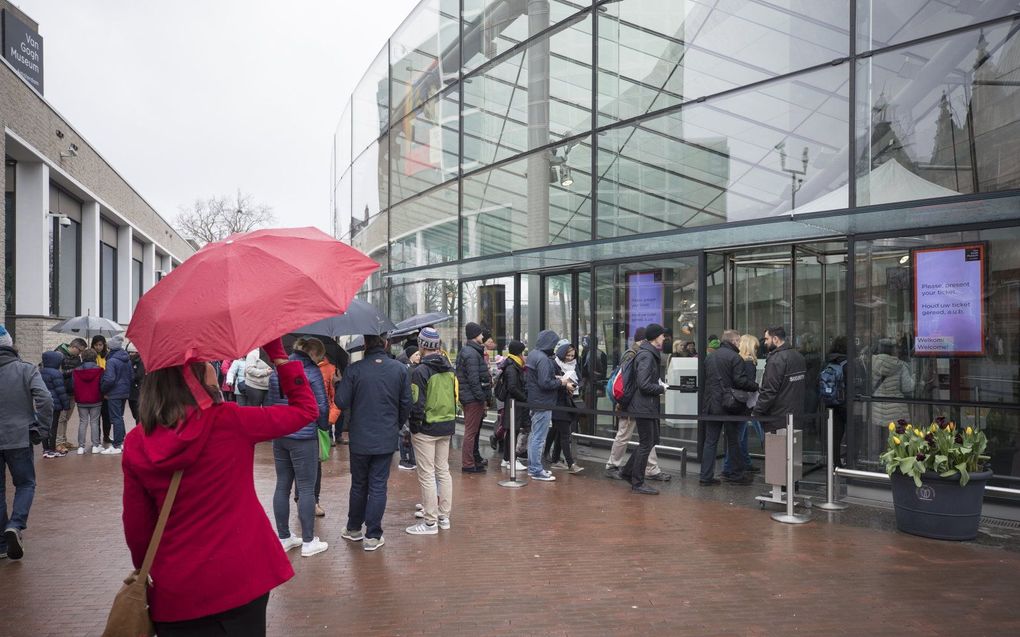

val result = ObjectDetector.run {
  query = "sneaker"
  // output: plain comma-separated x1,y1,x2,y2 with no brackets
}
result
605,466,624,480
632,484,659,495
0,552,6,559
301,538,329,557
42,451,55,459
438,516,451,531
515,459,527,471
398,462,416,471
550,461,569,471
77,447,85,455
3,528,24,560
646,472,672,482
405,522,438,536
91,445,104,454
414,509,425,519
54,449,67,457
101,446,122,455
363,536,385,552
314,503,325,517
280,535,302,552
568,463,585,474
341,527,364,542
500,459,528,471
531,471,556,482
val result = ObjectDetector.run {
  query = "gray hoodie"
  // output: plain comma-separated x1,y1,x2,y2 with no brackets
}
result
525,330,562,409
0,346,54,450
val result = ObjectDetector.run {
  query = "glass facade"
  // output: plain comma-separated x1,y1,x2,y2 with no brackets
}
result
49,185,82,318
100,242,117,321
334,2,1020,481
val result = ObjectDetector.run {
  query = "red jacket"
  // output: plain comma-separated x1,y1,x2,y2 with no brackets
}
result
72,364,104,405
121,361,318,622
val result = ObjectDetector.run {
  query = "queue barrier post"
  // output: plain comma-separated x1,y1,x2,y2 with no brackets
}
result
498,398,526,488
771,413,811,525
817,408,849,511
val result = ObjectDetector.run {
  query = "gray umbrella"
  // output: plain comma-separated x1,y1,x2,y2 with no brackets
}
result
48,315,124,339
389,312,452,338
296,299,396,338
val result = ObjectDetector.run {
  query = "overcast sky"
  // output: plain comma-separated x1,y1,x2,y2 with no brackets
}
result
14,0,421,235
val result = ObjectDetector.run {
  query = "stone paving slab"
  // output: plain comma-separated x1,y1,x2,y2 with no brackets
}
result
3,427,1020,636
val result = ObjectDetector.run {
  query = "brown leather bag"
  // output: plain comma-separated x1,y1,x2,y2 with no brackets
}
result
102,470,183,637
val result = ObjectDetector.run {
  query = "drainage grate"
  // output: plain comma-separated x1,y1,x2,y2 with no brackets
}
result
980,517,1020,530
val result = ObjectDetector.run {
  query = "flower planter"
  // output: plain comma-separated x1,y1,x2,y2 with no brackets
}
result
889,470,992,541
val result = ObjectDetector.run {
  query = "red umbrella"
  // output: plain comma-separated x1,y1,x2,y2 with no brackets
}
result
127,227,378,371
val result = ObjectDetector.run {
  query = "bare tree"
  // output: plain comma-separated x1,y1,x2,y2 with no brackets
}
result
175,190,275,245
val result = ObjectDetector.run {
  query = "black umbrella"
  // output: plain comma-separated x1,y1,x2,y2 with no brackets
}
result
48,315,124,339
389,312,452,337
296,299,395,338
344,335,365,353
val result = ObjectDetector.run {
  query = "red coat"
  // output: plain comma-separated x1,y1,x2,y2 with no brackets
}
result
72,364,104,405
121,361,318,623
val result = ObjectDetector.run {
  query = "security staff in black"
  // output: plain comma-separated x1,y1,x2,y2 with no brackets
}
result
753,325,806,431
619,323,667,495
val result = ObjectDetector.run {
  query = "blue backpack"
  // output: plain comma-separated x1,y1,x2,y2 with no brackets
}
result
818,360,847,407
605,356,637,408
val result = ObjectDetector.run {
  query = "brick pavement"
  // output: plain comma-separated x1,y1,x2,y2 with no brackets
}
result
3,419,1020,636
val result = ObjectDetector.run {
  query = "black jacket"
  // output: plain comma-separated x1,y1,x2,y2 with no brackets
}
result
335,346,412,455
129,354,146,402
704,341,759,417
499,357,530,431
56,344,82,395
753,342,807,426
628,342,665,417
455,340,491,404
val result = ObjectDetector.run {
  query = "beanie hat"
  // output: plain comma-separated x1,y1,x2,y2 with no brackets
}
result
481,327,492,342
403,345,419,360
644,323,665,342
465,322,483,340
508,340,525,357
633,326,646,342
108,335,125,350
418,327,442,351
0,324,11,348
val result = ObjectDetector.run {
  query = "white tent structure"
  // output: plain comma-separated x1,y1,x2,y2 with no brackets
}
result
791,159,961,215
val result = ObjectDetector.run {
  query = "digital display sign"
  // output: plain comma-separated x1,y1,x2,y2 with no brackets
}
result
627,271,663,343
913,243,985,356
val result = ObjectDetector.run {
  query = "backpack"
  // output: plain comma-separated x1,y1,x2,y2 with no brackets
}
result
493,365,510,402
818,360,847,407
605,356,637,408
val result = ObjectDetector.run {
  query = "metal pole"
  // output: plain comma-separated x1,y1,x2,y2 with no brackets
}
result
817,409,848,511
499,398,526,488
772,414,810,524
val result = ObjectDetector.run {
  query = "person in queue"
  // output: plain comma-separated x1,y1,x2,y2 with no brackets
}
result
618,323,668,495
753,325,807,431
120,338,318,635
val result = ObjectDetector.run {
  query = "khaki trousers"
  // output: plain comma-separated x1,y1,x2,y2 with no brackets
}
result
411,433,453,524
606,415,660,476
56,401,76,446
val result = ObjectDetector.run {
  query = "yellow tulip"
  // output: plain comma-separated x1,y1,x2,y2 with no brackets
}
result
930,424,937,433
966,427,973,435
893,436,901,445
888,423,896,431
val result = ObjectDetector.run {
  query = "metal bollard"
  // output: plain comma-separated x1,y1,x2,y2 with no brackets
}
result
498,398,526,488
817,409,848,511
772,414,810,524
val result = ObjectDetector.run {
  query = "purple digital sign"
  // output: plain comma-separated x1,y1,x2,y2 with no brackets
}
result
913,244,985,356
628,272,663,343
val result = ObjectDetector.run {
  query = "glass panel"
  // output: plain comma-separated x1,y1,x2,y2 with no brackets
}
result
100,243,117,321
335,169,352,243
853,226,1020,478
545,273,572,343
351,139,389,236
857,1,1019,52
597,65,850,239
461,0,589,73
390,0,460,123
390,90,459,204
132,259,143,310
389,279,461,355
461,276,516,353
352,45,390,157
856,23,1020,206
334,102,352,181
390,182,459,270
58,220,80,317
4,187,14,320
462,136,592,257
461,15,592,169
593,258,700,446
598,0,849,126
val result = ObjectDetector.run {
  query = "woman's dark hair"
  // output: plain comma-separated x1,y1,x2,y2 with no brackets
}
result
91,335,108,355
138,363,221,434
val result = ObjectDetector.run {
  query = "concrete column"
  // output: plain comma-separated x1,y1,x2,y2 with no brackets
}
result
14,161,49,315
80,201,101,317
116,224,133,322
142,241,156,293
526,0,550,250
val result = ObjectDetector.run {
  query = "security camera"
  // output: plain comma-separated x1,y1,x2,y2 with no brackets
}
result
58,215,71,228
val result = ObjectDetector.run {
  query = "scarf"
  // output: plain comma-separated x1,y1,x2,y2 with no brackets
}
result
507,354,524,368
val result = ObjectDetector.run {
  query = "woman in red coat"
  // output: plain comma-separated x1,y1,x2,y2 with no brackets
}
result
121,339,317,636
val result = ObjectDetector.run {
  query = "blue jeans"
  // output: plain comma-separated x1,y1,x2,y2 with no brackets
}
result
108,397,127,447
0,447,36,549
723,422,751,474
701,420,745,481
347,452,393,539
273,437,318,542
527,410,552,477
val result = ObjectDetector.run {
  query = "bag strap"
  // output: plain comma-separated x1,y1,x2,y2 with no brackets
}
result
138,470,183,581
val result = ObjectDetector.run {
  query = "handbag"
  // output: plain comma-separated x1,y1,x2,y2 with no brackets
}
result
103,470,183,637
318,427,331,462
722,388,751,415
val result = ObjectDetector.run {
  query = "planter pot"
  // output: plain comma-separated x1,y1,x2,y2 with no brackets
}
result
889,470,992,541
